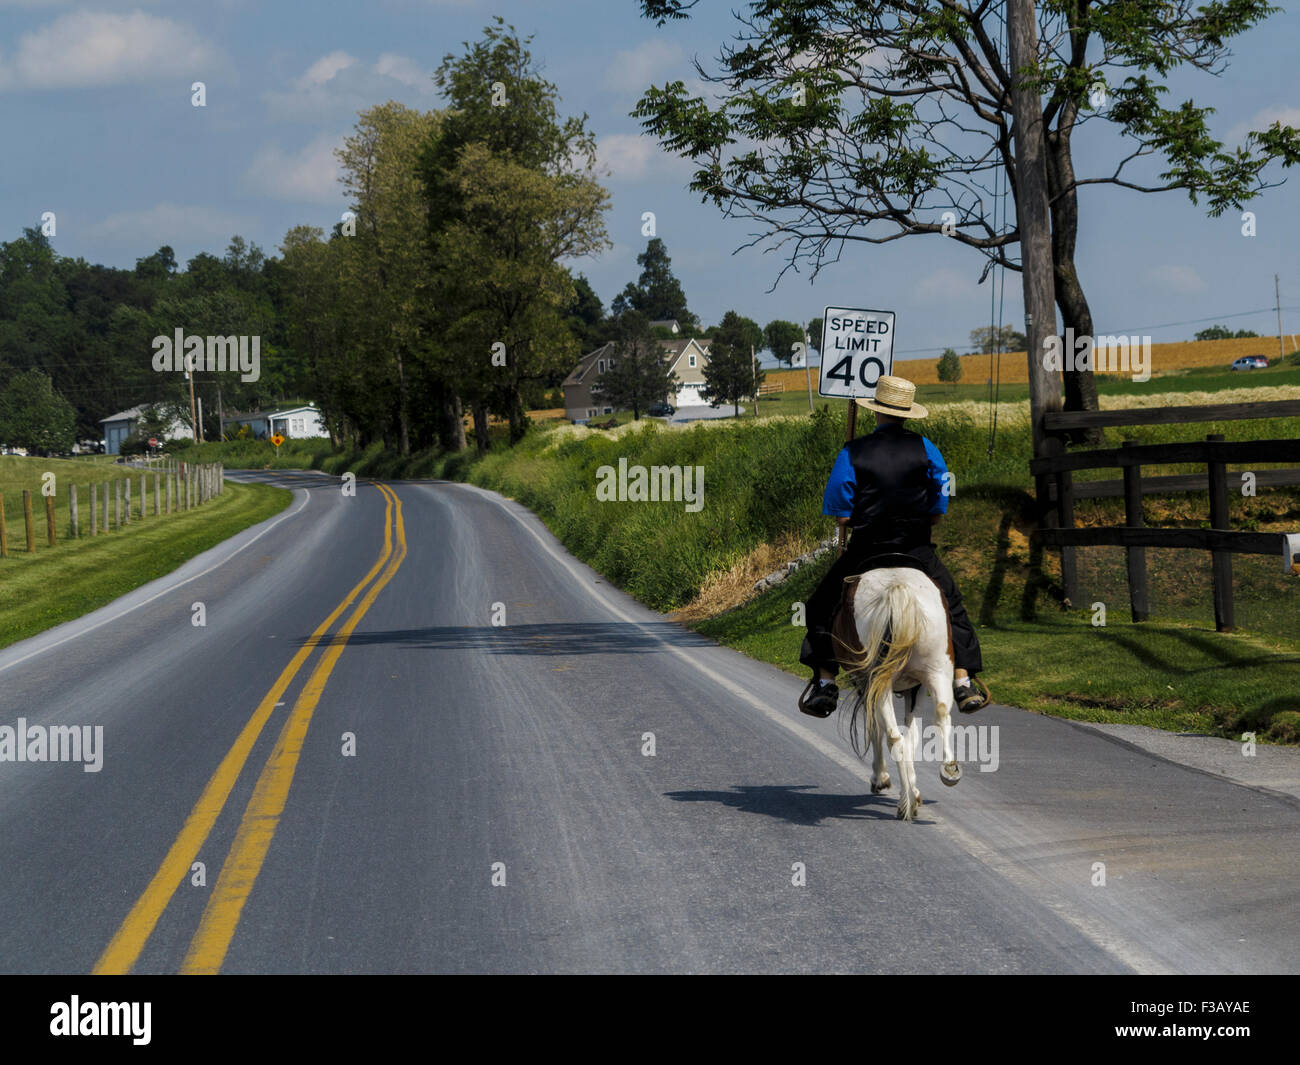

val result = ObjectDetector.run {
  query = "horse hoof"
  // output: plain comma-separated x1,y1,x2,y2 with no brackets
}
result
871,776,891,794
896,795,921,820
941,761,962,787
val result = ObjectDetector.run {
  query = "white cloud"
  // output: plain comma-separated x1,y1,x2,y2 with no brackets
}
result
375,53,429,90
295,50,357,89
242,133,344,204
0,10,219,90
602,39,685,95
87,203,254,244
598,132,692,182
266,51,435,121
1228,105,1300,144
1145,264,1206,295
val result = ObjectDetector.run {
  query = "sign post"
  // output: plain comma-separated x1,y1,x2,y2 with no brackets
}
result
819,307,896,554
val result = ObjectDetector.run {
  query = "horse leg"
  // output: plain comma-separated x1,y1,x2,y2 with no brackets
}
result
927,667,961,788
876,684,920,821
869,710,891,794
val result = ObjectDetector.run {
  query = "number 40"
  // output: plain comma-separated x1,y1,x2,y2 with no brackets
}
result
824,355,886,389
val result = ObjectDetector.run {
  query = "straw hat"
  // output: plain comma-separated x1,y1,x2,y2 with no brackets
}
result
856,375,928,419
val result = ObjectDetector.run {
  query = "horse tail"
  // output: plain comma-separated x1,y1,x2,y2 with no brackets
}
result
837,575,925,759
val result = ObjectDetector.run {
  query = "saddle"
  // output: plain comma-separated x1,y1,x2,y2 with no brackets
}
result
831,553,931,693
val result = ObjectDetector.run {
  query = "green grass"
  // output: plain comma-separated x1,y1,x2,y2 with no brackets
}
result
0,468,290,649
692,493,1300,743
1,455,143,543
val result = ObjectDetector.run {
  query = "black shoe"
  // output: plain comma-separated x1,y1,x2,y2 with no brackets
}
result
955,678,990,714
799,680,840,718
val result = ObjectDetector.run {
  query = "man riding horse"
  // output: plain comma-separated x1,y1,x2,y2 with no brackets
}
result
799,375,990,718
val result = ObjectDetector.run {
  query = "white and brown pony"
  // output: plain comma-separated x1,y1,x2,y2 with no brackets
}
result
830,556,962,821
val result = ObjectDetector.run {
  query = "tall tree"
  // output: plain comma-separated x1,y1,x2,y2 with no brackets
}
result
633,0,1300,439
702,310,765,415
610,238,697,328
338,101,442,455
970,324,1027,355
806,317,824,355
0,369,76,454
436,143,610,447
938,348,963,385
421,20,609,448
764,319,804,366
595,311,679,419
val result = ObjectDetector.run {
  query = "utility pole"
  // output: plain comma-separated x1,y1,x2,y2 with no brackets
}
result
186,366,198,445
803,332,814,414
1276,274,1285,360
197,395,204,443
1009,0,1062,465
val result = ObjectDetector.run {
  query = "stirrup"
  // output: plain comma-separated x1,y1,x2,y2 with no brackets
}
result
957,677,991,714
797,678,838,718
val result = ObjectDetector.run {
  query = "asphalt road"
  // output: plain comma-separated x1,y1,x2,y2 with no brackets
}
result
0,469,1296,974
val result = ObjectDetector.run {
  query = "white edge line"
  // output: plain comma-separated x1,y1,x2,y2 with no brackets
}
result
0,487,312,675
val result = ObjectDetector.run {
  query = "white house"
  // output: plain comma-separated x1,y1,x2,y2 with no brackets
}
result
99,404,194,455
222,405,330,440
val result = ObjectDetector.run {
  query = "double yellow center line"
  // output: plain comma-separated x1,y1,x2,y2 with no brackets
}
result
94,482,406,975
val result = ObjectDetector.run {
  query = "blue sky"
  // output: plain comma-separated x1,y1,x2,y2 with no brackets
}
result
2,0,1298,366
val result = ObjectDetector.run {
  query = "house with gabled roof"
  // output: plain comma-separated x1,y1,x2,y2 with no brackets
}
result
562,338,713,422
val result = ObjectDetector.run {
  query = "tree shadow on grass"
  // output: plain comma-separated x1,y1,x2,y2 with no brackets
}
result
1084,626,1300,676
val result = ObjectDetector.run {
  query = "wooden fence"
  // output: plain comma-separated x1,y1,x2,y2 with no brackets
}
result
0,460,224,559
1031,399,1300,630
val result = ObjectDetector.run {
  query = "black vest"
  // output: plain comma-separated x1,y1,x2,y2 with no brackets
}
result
846,423,932,552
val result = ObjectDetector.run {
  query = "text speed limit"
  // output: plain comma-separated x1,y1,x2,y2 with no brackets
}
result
818,307,896,398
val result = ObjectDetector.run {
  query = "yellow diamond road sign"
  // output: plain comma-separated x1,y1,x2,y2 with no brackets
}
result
271,433,285,447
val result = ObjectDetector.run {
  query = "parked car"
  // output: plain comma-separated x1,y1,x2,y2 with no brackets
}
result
1231,355,1269,370
648,402,676,417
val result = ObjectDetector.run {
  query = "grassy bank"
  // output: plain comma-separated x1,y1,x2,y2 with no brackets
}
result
0,472,290,649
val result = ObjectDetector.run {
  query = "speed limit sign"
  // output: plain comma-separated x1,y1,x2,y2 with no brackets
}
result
818,307,895,398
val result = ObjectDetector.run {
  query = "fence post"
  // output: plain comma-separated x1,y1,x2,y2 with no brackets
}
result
90,483,97,536
102,481,109,532
140,474,146,520
69,483,79,539
0,493,7,557
1207,433,1235,632
1055,469,1079,608
115,478,122,529
23,489,35,553
124,476,131,525
154,472,161,516
168,472,174,513
1122,439,1149,621
45,493,56,547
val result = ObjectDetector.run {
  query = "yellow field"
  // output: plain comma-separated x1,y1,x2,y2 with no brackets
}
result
768,335,1295,389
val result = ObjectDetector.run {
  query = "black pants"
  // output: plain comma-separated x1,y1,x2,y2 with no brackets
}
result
799,539,983,677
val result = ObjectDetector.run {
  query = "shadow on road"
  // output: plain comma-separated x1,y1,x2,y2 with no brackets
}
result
303,621,718,655
664,784,904,825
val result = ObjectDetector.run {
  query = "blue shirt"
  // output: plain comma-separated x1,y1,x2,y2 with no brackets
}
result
822,430,949,519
